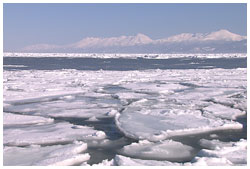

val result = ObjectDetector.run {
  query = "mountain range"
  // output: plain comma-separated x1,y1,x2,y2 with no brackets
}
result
22,29,247,53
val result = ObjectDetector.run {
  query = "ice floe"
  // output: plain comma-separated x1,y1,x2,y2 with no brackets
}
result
3,112,54,126
113,155,181,166
4,141,89,166
119,140,194,161
115,109,243,141
4,122,103,146
203,103,245,120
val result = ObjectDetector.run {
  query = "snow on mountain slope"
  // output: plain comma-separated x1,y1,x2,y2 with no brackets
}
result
73,33,153,48
203,29,246,41
19,29,246,53
157,29,246,43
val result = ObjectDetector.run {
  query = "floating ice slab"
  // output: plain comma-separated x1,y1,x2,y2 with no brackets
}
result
47,108,118,119
203,104,245,120
4,122,103,146
190,157,233,166
35,153,90,166
115,110,243,141
119,140,194,161
113,155,181,166
3,112,54,126
4,141,89,166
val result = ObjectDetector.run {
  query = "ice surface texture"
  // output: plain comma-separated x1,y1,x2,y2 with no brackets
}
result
3,68,246,165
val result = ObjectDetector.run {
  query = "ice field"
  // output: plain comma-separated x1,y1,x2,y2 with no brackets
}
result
3,55,247,166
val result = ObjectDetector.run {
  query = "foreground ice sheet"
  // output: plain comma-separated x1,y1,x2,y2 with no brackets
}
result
3,68,246,166
4,122,104,146
4,141,89,166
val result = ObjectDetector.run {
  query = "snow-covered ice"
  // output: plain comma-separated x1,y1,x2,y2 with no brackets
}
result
4,122,104,146
203,103,246,120
3,112,54,126
4,141,89,166
196,139,247,165
115,109,242,141
119,140,194,161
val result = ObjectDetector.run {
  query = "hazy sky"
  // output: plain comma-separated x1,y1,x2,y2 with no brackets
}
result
4,3,247,51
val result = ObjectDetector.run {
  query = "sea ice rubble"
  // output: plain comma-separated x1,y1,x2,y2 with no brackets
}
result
196,139,247,165
3,67,247,166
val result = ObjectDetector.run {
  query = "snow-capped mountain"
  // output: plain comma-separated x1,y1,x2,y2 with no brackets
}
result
71,33,153,48
20,29,246,53
157,29,246,43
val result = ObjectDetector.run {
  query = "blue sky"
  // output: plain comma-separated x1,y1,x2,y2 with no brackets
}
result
3,3,247,51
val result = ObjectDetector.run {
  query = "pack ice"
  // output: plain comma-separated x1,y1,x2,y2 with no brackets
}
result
3,67,246,165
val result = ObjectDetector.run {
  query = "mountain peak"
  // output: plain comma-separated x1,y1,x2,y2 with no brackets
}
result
134,33,153,44
204,29,246,41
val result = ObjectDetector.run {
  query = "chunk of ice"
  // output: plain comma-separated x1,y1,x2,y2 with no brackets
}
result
3,112,54,126
4,122,102,146
196,139,247,165
4,141,89,166
113,155,181,166
119,140,194,161
115,110,242,141
203,104,245,120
